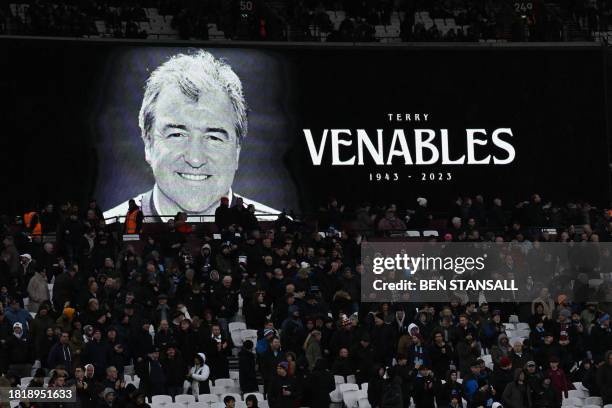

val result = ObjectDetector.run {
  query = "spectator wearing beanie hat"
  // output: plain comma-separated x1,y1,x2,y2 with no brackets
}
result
268,361,299,408
490,356,514,397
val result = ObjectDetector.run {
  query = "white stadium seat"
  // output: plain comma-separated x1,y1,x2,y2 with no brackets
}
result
568,389,588,399
228,322,247,332
188,403,209,408
151,395,173,406
585,397,603,405
329,388,343,403
343,390,360,408
175,394,196,405
562,397,584,406
197,394,219,404
516,322,530,330
339,383,359,394
358,398,372,408
241,329,258,344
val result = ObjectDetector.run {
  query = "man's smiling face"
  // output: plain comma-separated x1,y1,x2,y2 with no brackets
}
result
145,83,240,212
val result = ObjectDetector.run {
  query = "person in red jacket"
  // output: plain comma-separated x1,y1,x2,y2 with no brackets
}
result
545,355,573,401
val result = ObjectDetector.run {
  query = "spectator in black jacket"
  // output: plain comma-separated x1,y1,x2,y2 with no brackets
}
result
161,345,187,397
590,314,612,363
304,359,335,408
437,370,462,408
206,323,230,380
597,350,612,404
489,357,514,398
36,326,57,369
47,331,74,371
136,349,166,398
7,322,32,377
239,340,258,393
413,366,437,408
131,320,154,363
573,359,598,397
350,332,376,384
83,328,109,379
260,336,283,392
268,361,299,408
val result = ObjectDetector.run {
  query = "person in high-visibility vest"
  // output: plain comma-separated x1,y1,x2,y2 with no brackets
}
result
124,199,143,234
23,211,42,236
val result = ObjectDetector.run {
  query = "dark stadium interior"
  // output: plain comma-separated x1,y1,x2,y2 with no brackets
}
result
4,2,612,408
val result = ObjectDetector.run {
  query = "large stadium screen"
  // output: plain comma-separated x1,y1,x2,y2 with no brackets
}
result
0,39,609,218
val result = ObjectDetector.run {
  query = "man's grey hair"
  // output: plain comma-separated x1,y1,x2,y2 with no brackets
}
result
139,50,248,144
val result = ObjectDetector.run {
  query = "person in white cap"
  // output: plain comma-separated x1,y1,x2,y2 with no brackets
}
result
6,322,32,377
185,352,210,396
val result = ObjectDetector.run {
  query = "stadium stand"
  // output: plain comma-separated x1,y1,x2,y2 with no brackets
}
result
1,192,612,407
0,0,611,43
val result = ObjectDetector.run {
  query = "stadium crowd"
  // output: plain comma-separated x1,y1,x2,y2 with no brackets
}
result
0,0,611,42
0,194,611,408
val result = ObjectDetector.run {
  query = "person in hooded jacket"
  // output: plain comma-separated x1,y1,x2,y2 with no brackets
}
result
490,333,512,367
184,352,210,396
436,370,462,408
502,368,532,408
6,322,32,377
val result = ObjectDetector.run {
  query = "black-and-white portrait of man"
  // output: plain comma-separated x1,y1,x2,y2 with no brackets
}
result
103,51,282,221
